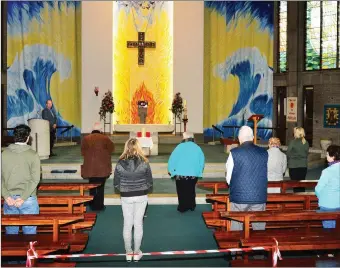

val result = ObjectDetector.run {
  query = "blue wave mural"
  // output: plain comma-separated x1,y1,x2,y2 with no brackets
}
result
204,1,274,141
7,1,81,137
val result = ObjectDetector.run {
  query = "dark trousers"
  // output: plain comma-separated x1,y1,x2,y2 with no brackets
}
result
175,178,198,212
289,167,307,192
89,177,107,210
50,129,56,154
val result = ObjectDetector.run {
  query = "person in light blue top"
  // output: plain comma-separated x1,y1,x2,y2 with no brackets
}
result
315,145,340,228
168,132,205,213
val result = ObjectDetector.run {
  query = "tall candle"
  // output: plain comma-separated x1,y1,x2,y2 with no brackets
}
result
183,99,187,107
142,127,146,137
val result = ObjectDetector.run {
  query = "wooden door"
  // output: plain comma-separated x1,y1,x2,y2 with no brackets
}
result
276,87,287,145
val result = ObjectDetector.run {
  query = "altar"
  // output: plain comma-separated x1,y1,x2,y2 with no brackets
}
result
114,124,175,156
114,124,174,133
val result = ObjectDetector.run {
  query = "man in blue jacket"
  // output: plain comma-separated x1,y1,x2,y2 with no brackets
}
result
168,132,205,213
226,126,268,230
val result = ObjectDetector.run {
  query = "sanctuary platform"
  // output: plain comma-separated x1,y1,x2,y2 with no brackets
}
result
38,133,326,204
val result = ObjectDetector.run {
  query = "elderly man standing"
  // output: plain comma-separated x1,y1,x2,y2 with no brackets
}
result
81,123,114,211
226,126,268,230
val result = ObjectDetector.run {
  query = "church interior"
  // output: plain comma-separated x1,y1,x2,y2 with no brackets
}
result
1,1,340,267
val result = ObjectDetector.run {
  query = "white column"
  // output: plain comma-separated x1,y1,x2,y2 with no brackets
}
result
173,2,204,133
82,1,113,134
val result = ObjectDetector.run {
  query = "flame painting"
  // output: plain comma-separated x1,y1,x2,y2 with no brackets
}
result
131,82,156,124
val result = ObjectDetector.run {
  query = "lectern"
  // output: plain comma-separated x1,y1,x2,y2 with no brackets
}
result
138,101,148,124
28,119,50,159
248,114,264,144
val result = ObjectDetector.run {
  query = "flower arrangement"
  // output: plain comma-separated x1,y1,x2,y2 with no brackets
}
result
99,91,114,120
170,92,184,119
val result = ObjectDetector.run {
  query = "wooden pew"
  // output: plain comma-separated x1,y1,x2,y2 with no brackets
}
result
219,210,340,240
197,180,318,194
2,214,84,242
203,193,319,229
214,210,340,265
230,256,340,267
38,179,101,196
1,196,97,232
206,192,318,212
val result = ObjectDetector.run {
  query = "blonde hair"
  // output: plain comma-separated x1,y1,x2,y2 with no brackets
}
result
269,137,281,147
119,138,148,162
294,127,306,144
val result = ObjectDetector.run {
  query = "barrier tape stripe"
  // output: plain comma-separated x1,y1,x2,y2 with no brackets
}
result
26,239,282,267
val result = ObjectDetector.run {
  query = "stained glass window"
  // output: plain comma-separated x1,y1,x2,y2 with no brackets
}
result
306,2,321,70
322,1,337,69
305,1,340,70
279,1,287,72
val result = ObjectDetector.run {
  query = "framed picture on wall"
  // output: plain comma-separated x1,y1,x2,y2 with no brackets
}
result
324,104,340,128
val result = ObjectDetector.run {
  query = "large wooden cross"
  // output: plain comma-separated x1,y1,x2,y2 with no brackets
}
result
127,32,156,65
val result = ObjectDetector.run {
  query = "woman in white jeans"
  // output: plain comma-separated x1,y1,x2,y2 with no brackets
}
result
113,138,153,262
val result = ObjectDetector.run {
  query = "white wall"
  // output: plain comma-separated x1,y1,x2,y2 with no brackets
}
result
81,1,113,133
173,1,204,133
81,1,204,134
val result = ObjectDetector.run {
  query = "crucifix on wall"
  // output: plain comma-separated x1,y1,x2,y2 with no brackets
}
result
127,32,156,65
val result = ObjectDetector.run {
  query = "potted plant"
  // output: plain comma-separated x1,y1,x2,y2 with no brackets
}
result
170,92,184,120
99,91,115,121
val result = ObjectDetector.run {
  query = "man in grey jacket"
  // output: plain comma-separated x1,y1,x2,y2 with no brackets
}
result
42,99,57,156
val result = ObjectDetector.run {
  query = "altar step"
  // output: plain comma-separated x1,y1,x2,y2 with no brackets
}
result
54,141,77,147
41,156,324,179
41,162,226,179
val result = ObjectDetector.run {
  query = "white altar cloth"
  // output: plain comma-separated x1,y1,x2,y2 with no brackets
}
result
137,137,153,148
114,124,174,133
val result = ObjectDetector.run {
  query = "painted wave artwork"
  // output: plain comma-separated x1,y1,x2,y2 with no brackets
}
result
204,1,274,140
7,1,81,137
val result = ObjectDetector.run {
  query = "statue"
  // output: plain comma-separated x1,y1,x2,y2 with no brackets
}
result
138,101,148,124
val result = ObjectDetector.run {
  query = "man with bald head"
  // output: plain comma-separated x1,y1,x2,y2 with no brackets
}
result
42,99,57,156
225,126,268,230
81,123,114,211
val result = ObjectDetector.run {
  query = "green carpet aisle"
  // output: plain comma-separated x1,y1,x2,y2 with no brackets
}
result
76,205,229,267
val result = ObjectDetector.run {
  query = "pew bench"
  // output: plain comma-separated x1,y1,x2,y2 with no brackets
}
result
197,180,318,194
2,214,84,242
206,193,318,212
203,194,319,229
38,179,101,196
230,256,339,267
1,233,89,253
1,196,97,233
219,210,340,239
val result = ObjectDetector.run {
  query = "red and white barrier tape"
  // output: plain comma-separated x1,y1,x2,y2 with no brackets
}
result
26,238,282,267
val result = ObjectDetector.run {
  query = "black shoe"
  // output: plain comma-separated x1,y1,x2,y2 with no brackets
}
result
50,153,57,157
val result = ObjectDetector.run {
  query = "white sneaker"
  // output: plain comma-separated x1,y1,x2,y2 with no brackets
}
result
126,252,133,262
134,251,143,262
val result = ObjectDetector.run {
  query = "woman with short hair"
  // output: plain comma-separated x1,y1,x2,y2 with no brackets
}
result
315,145,340,228
168,132,205,213
114,138,153,262
267,137,287,193
286,127,309,192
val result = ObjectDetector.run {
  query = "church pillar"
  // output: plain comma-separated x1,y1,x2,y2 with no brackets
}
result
286,1,304,141
81,1,113,134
